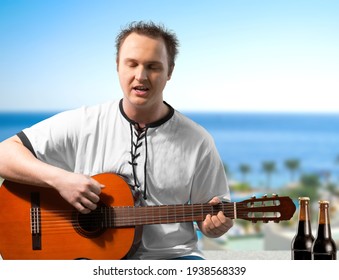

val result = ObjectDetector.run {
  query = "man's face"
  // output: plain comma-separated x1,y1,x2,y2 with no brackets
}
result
117,33,172,110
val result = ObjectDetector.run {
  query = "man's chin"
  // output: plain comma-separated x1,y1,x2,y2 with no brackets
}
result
124,95,151,108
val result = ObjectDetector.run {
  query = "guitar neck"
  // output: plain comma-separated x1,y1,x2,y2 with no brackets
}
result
112,203,237,227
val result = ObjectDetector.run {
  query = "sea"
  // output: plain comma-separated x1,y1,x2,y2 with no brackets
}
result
1,111,339,189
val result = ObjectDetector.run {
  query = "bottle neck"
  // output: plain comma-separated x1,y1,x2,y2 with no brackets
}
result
297,199,312,236
316,202,332,239
297,220,312,235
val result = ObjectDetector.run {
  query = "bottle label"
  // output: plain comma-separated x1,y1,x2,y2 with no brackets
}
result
292,249,312,260
312,253,337,260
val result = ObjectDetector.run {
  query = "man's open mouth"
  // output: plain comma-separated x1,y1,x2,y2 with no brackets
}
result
133,86,149,91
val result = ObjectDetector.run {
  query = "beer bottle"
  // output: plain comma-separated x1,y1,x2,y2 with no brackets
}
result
291,197,314,260
312,200,337,260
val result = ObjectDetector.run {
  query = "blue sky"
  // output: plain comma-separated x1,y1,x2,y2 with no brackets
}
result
1,0,338,112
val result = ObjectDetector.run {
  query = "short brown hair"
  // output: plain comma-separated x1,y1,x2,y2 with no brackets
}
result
115,21,179,69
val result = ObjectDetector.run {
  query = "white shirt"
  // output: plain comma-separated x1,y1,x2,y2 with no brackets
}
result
21,99,230,259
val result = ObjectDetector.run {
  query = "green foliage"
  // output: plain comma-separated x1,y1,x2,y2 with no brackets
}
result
262,161,276,172
281,173,321,204
261,161,276,189
239,164,251,174
326,182,339,196
238,163,251,183
284,158,300,181
231,182,252,192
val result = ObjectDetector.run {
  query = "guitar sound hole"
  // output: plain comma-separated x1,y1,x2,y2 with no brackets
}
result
72,207,106,238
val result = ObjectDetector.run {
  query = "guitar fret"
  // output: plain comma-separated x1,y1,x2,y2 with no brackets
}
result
233,202,237,219
145,207,148,225
183,204,185,222
133,207,140,226
167,205,169,224
201,204,205,221
174,206,177,223
180,204,185,221
191,204,193,222
131,206,135,226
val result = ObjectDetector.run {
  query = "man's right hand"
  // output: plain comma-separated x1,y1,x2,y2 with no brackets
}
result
53,173,105,214
0,135,105,215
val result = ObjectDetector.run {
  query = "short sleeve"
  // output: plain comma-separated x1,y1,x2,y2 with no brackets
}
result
21,108,83,171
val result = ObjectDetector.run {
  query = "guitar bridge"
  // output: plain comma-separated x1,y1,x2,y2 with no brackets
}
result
30,192,41,250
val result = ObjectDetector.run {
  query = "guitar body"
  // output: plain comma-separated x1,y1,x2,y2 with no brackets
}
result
0,173,137,260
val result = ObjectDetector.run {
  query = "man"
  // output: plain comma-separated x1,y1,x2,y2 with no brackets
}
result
0,21,233,259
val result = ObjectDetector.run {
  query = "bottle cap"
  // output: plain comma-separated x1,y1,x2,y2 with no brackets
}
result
318,200,329,204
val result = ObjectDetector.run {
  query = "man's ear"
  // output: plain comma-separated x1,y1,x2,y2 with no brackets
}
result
116,57,119,72
167,64,175,80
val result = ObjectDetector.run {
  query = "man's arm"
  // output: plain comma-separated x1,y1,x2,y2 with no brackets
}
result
0,135,104,214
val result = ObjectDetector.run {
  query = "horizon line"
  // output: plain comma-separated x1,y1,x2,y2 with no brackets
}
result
1,108,339,115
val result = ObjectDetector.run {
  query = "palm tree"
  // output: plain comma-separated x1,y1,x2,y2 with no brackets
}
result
285,173,321,204
262,161,276,189
284,158,300,183
239,164,251,183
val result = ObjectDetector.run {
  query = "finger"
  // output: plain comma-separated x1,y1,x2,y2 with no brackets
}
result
88,179,105,195
216,211,228,224
208,196,221,205
75,202,91,214
204,215,221,233
205,223,224,236
210,212,233,233
214,213,233,232
85,191,101,204
224,217,234,229
210,215,227,230
79,196,98,211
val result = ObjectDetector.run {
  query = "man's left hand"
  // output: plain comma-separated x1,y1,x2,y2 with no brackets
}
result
198,196,233,238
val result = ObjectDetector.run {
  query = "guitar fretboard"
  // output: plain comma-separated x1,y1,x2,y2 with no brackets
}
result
104,203,240,227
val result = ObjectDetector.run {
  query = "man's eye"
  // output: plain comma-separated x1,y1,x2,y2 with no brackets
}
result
149,65,162,70
127,62,137,67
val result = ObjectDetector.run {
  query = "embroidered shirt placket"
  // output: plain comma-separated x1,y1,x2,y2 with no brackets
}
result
128,123,148,199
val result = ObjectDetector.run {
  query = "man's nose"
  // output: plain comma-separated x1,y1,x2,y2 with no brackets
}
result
135,66,148,81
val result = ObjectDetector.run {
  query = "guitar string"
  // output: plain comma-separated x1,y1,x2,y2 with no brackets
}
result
35,220,279,233
32,205,280,231
35,203,278,220
37,208,278,220
37,209,254,224
34,202,274,216
35,216,279,233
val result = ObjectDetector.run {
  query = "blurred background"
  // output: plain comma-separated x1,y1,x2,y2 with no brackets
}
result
1,0,339,252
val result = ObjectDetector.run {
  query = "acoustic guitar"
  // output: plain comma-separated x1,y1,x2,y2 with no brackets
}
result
0,173,296,260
